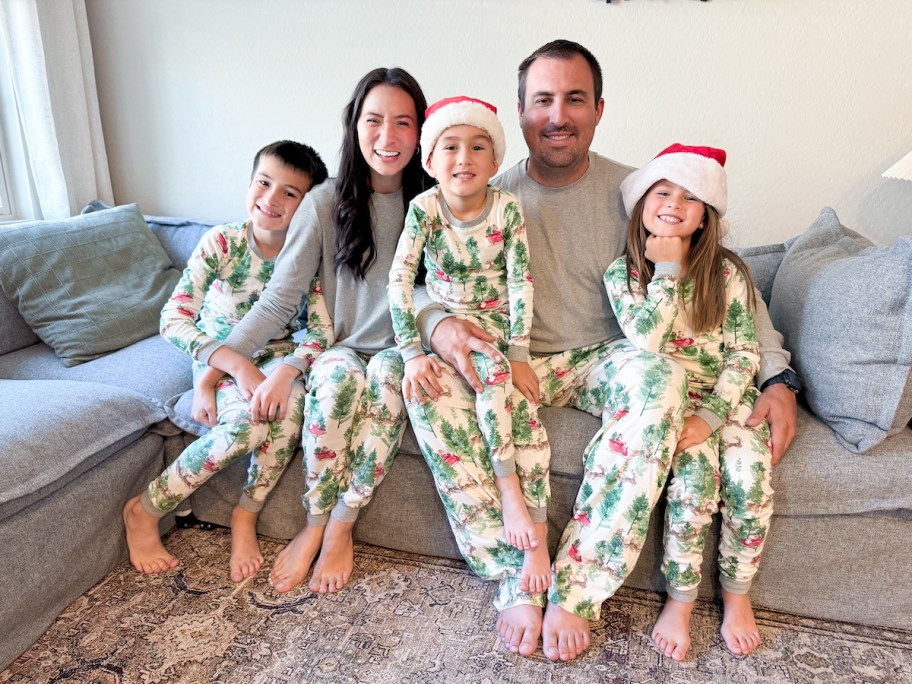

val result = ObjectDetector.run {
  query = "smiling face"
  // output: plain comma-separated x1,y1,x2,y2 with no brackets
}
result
356,83,420,194
427,124,498,219
246,153,312,239
520,54,604,187
641,179,706,242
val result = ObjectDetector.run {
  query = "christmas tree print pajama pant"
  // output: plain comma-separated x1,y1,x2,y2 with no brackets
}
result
663,386,773,602
300,346,407,526
142,355,306,517
407,338,688,613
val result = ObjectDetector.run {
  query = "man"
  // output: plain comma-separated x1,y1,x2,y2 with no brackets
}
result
411,40,798,662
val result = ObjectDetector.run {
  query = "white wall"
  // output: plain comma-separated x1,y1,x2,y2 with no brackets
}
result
85,0,912,246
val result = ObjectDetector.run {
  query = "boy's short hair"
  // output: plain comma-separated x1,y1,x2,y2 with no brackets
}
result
251,140,329,187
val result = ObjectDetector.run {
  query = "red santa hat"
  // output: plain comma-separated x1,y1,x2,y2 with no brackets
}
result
420,96,506,174
620,143,728,217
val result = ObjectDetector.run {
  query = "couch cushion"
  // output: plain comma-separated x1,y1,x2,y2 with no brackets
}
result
0,335,192,409
769,207,912,453
0,289,39,355
733,243,786,306
0,204,181,367
0,379,166,522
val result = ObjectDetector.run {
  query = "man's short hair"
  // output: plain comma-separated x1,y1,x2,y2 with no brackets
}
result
517,39,603,112
252,140,329,187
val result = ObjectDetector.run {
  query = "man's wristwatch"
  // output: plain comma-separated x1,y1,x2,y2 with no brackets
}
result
760,369,802,395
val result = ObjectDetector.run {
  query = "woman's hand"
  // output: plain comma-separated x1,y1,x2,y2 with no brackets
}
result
675,415,713,454
510,360,540,405
403,355,443,403
250,364,302,423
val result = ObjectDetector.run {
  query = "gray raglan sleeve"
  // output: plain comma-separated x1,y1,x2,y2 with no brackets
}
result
753,290,793,387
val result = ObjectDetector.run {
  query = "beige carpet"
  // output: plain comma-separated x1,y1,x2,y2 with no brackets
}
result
3,528,911,683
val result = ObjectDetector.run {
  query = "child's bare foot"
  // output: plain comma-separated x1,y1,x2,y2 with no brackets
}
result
269,523,325,593
721,590,762,655
542,602,591,662
495,603,542,656
651,596,694,661
496,473,538,551
122,495,179,574
519,522,551,593
309,517,355,593
229,505,263,582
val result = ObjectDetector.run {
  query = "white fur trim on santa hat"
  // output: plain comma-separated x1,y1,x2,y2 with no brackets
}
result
620,143,728,217
420,96,505,174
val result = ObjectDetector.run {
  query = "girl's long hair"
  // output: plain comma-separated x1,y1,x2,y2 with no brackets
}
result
625,196,757,334
333,67,430,279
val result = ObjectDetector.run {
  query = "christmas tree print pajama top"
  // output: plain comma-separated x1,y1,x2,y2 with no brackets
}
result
388,185,544,499
148,220,315,517
605,256,774,601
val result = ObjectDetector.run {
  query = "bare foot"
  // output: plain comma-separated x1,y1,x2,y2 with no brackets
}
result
497,473,538,551
651,597,694,661
268,523,325,593
542,602,591,662
519,522,552,593
122,496,179,574
721,590,762,655
309,517,355,593
229,505,263,582
495,604,542,656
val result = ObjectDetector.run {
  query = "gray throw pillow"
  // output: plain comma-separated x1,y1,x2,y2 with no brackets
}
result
769,207,912,453
0,203,181,367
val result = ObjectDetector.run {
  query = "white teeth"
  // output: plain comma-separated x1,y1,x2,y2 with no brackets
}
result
376,150,399,158
659,215,681,223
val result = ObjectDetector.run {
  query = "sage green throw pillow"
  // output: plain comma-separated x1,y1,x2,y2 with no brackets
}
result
769,207,912,453
0,204,180,367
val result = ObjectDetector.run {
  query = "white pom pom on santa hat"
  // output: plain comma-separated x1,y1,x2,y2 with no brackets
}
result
620,143,728,217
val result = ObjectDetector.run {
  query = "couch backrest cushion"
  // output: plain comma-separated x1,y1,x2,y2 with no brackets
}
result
732,243,785,306
769,207,912,453
0,289,39,355
143,214,217,270
0,204,181,367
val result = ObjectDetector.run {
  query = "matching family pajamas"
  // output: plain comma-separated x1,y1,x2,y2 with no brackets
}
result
604,256,774,602
388,186,543,508
146,221,307,517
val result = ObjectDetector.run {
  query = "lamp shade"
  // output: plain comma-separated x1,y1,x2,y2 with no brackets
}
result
883,150,912,181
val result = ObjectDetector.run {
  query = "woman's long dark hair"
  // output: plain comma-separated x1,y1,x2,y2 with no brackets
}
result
333,67,430,278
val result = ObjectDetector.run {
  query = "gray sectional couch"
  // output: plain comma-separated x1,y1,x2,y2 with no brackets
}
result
1,204,910,669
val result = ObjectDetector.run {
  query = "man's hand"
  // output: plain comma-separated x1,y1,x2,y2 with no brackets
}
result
510,360,539,405
249,364,301,423
191,380,219,428
675,415,712,454
429,318,503,393
746,383,797,466
403,355,444,403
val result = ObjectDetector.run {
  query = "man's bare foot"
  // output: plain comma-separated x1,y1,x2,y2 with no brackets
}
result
542,602,591,662
651,596,694,661
122,495,179,574
268,523,325,593
519,522,551,593
496,473,538,551
495,604,542,656
229,505,263,582
309,517,355,593
721,590,762,655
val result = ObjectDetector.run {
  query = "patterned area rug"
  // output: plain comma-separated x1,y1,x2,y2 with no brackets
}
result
3,528,911,683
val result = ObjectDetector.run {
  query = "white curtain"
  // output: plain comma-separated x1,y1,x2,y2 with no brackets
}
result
0,0,112,219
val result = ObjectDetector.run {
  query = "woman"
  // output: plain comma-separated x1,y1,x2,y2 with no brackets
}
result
199,67,430,593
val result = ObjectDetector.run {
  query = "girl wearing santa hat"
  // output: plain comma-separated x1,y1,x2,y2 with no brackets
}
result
605,144,774,660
